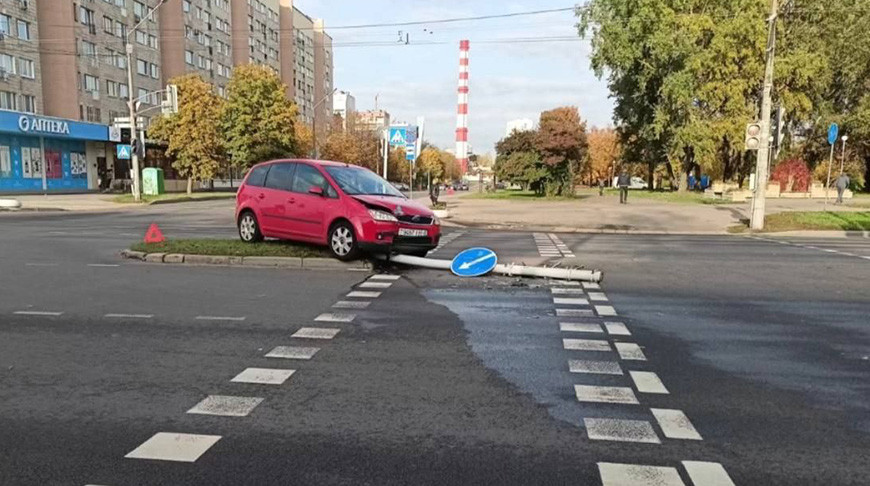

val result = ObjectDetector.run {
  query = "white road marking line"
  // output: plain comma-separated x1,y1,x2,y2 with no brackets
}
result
369,275,401,281
187,395,263,417
682,461,736,486
105,313,154,319
195,316,247,322
563,338,612,352
13,311,63,316
550,287,583,295
332,300,371,309
25,263,59,267
596,305,618,317
551,280,581,286
568,359,623,375
605,322,631,336
585,418,660,444
598,463,684,486
862,256,870,261
88,264,121,267
615,342,647,361
822,248,838,253
651,408,703,440
583,282,601,290
347,291,381,298
630,371,669,394
314,312,356,323
588,292,608,301
553,297,589,305
560,322,603,333
125,432,222,463
564,253,577,258
265,346,320,360
231,368,295,385
359,281,392,289
839,252,857,257
556,308,594,317
575,385,639,404
292,327,340,340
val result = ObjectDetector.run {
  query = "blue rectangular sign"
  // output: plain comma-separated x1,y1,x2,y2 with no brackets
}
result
0,109,110,141
389,126,407,147
117,144,132,160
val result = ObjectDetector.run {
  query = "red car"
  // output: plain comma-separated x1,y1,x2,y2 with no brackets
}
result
235,159,441,260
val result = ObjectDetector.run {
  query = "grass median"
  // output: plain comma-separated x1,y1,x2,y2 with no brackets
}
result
463,189,581,201
112,192,236,205
729,211,870,233
130,239,331,258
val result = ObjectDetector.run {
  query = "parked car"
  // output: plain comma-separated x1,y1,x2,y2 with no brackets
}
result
612,176,649,190
236,160,441,260
459,182,469,191
391,182,410,192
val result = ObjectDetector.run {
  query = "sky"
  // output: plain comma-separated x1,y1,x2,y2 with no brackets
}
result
293,0,615,155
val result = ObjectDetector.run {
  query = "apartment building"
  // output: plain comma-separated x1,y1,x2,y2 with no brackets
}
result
312,18,332,132
357,110,391,132
0,0,41,114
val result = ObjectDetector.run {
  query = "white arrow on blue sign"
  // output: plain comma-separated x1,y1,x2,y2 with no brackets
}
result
451,247,498,277
116,144,132,160
828,123,839,145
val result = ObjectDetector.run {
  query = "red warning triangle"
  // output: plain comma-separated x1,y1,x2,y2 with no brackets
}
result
144,223,165,243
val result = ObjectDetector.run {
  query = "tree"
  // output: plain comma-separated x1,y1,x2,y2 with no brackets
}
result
418,147,445,182
586,127,621,185
495,129,539,186
294,122,313,158
221,64,299,170
149,74,225,194
535,107,588,196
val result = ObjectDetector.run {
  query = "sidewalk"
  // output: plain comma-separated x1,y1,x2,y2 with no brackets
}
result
4,194,127,212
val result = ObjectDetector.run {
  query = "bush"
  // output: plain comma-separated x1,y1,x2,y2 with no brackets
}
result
771,158,812,192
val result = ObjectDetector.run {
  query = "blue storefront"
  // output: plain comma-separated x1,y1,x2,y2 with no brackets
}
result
0,109,113,193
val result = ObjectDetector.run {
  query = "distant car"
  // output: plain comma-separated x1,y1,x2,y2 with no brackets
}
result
236,159,441,260
459,182,469,191
391,182,410,192
612,176,649,190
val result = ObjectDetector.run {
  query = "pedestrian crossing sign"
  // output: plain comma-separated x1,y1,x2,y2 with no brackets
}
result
117,144,132,160
389,127,407,147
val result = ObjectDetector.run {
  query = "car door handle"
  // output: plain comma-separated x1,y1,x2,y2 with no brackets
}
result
258,193,266,199
287,198,296,204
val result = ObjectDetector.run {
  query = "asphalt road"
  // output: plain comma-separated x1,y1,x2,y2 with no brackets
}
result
1,203,868,485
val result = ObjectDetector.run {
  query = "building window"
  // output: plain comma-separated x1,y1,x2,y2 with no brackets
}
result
149,34,158,49
17,20,30,41
107,80,119,97
22,95,36,113
79,7,96,30
136,30,148,45
183,0,191,13
120,83,129,99
115,21,126,38
0,54,15,75
149,63,159,79
81,40,97,58
115,52,127,69
0,91,17,110
137,59,147,75
83,74,99,92
133,1,146,18
0,14,11,37
185,50,194,65
18,58,35,79
86,106,101,123
115,0,126,7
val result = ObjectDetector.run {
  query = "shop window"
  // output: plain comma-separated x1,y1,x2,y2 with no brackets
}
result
0,146,11,178
22,147,42,179
71,153,88,178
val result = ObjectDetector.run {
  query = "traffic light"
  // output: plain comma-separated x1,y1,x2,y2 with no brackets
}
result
771,105,784,158
120,127,131,145
745,122,762,151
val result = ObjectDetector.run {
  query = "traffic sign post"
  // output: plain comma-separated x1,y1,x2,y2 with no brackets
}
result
824,123,839,209
451,247,498,277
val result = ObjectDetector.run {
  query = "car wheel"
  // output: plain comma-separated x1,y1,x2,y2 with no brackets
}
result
329,221,360,261
238,211,263,243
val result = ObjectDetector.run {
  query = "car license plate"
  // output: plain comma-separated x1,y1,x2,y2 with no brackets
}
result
399,228,428,237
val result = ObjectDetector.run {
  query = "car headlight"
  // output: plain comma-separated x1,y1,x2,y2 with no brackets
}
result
432,216,441,226
368,209,398,222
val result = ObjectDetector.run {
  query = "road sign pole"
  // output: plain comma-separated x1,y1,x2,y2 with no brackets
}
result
750,0,778,231
824,142,835,209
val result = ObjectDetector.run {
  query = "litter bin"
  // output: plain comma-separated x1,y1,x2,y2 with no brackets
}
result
142,168,165,196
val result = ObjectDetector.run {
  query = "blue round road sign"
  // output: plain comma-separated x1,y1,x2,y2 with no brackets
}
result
828,123,839,145
451,247,498,277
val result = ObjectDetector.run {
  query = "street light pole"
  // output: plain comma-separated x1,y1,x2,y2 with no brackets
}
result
840,135,848,173
311,88,337,159
125,0,167,202
749,0,778,230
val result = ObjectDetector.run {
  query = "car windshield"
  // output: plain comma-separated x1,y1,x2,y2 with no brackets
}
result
325,166,406,198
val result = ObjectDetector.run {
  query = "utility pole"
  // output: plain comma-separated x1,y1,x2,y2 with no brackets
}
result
311,88,337,159
125,0,167,202
839,135,848,173
749,0,779,231
382,128,389,179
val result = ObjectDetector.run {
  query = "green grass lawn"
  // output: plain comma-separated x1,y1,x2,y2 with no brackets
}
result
602,188,740,205
130,239,331,258
729,211,870,233
112,192,236,205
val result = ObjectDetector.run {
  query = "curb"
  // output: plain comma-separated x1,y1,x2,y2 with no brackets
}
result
447,219,729,235
120,249,372,271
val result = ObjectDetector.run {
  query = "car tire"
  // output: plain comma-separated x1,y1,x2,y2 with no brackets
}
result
238,211,263,243
329,221,360,261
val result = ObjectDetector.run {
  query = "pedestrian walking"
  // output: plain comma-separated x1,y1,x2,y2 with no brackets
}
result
598,178,605,196
835,173,850,204
429,181,441,206
617,169,631,204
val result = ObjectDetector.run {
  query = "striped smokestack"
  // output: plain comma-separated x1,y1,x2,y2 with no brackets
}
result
455,40,470,175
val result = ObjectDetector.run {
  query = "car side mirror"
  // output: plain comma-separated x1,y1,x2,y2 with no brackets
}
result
308,186,324,196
